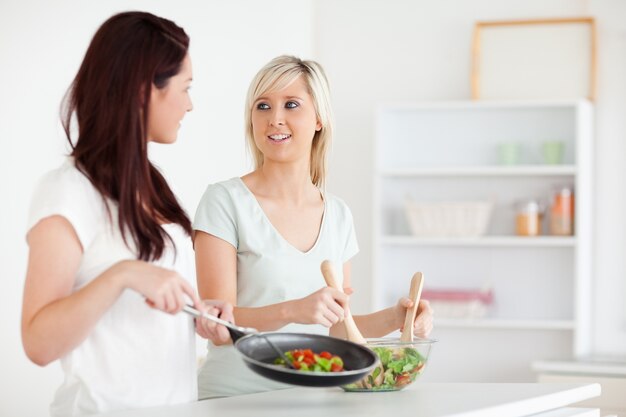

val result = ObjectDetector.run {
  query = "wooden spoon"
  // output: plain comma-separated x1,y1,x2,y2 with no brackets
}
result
321,260,384,388
320,260,367,344
400,272,424,342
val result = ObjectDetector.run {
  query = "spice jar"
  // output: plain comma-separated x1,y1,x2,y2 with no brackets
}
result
549,186,574,236
516,200,543,236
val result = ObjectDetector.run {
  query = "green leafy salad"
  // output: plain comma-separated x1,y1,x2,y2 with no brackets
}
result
343,346,426,391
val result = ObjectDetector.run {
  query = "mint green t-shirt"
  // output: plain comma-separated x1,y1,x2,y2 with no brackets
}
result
193,177,359,399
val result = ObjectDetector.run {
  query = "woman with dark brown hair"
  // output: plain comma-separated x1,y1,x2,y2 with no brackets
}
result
21,11,233,416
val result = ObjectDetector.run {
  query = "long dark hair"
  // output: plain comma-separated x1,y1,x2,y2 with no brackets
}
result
62,11,192,261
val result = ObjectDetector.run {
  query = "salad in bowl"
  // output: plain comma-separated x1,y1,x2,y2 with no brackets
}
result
341,338,435,392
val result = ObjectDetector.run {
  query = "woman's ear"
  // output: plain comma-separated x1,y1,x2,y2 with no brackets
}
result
139,83,154,107
316,120,322,131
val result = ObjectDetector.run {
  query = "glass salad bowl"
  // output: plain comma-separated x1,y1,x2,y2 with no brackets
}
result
340,337,436,392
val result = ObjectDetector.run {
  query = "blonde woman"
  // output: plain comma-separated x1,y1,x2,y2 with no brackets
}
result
193,55,433,398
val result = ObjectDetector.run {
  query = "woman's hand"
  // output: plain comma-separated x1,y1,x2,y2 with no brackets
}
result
393,298,434,338
195,300,235,345
118,261,236,344
290,287,348,327
114,260,203,314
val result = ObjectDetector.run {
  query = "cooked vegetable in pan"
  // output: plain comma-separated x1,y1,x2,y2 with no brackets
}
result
274,349,345,372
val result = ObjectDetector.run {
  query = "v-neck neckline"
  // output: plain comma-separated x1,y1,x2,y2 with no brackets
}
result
236,177,326,255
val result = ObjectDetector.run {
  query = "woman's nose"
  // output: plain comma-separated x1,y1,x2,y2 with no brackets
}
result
270,109,285,126
187,96,193,112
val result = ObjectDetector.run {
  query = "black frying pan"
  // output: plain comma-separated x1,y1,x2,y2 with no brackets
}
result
183,306,378,387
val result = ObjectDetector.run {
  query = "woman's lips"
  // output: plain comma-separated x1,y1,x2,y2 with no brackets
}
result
268,134,292,142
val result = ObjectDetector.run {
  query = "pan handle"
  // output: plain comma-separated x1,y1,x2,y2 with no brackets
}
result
182,305,257,342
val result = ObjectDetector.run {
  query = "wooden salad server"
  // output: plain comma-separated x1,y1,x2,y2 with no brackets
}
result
400,272,424,343
321,260,385,387
320,260,367,344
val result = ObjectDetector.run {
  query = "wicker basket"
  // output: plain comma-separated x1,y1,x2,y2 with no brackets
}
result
405,200,493,237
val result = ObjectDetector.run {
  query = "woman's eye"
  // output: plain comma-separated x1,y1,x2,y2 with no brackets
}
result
285,101,299,109
257,103,270,110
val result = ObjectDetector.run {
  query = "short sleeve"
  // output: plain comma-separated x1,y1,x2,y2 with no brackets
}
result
27,163,101,249
342,205,359,262
193,183,238,248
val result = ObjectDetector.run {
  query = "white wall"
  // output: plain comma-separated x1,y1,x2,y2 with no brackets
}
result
587,0,626,357
0,1,312,414
2,0,626,414
314,0,626,358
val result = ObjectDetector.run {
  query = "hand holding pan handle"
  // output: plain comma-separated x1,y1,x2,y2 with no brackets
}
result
182,305,256,342
181,305,296,369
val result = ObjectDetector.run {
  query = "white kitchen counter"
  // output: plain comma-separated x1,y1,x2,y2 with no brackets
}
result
99,382,600,417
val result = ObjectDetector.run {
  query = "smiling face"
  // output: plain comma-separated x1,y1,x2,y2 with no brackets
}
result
147,54,193,143
251,75,322,165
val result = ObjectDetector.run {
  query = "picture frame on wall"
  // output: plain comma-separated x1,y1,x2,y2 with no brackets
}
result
471,17,596,101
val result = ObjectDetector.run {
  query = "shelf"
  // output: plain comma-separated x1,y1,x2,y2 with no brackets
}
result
379,165,576,177
374,100,594,377
380,236,576,247
436,318,576,330
533,360,626,377
379,99,590,111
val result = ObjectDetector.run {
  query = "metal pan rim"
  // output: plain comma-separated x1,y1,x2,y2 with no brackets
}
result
234,332,379,377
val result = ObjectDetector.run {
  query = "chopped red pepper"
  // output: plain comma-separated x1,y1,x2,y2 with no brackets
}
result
395,372,411,386
330,363,343,372
319,351,333,359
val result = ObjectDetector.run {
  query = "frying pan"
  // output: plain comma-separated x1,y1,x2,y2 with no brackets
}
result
183,306,378,387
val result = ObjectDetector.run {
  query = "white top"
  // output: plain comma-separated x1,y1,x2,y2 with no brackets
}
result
193,177,359,398
97,383,602,417
27,159,197,417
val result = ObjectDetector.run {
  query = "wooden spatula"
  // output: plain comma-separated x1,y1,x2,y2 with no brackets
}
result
400,272,424,342
321,260,386,387
320,260,367,344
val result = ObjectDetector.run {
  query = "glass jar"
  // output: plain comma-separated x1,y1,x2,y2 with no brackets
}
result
549,187,574,236
515,200,543,236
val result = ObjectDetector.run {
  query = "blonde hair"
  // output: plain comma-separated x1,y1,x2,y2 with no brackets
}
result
244,55,333,188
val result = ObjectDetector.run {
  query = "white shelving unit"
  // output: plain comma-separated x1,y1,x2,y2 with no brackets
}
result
381,236,577,248
372,100,593,382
